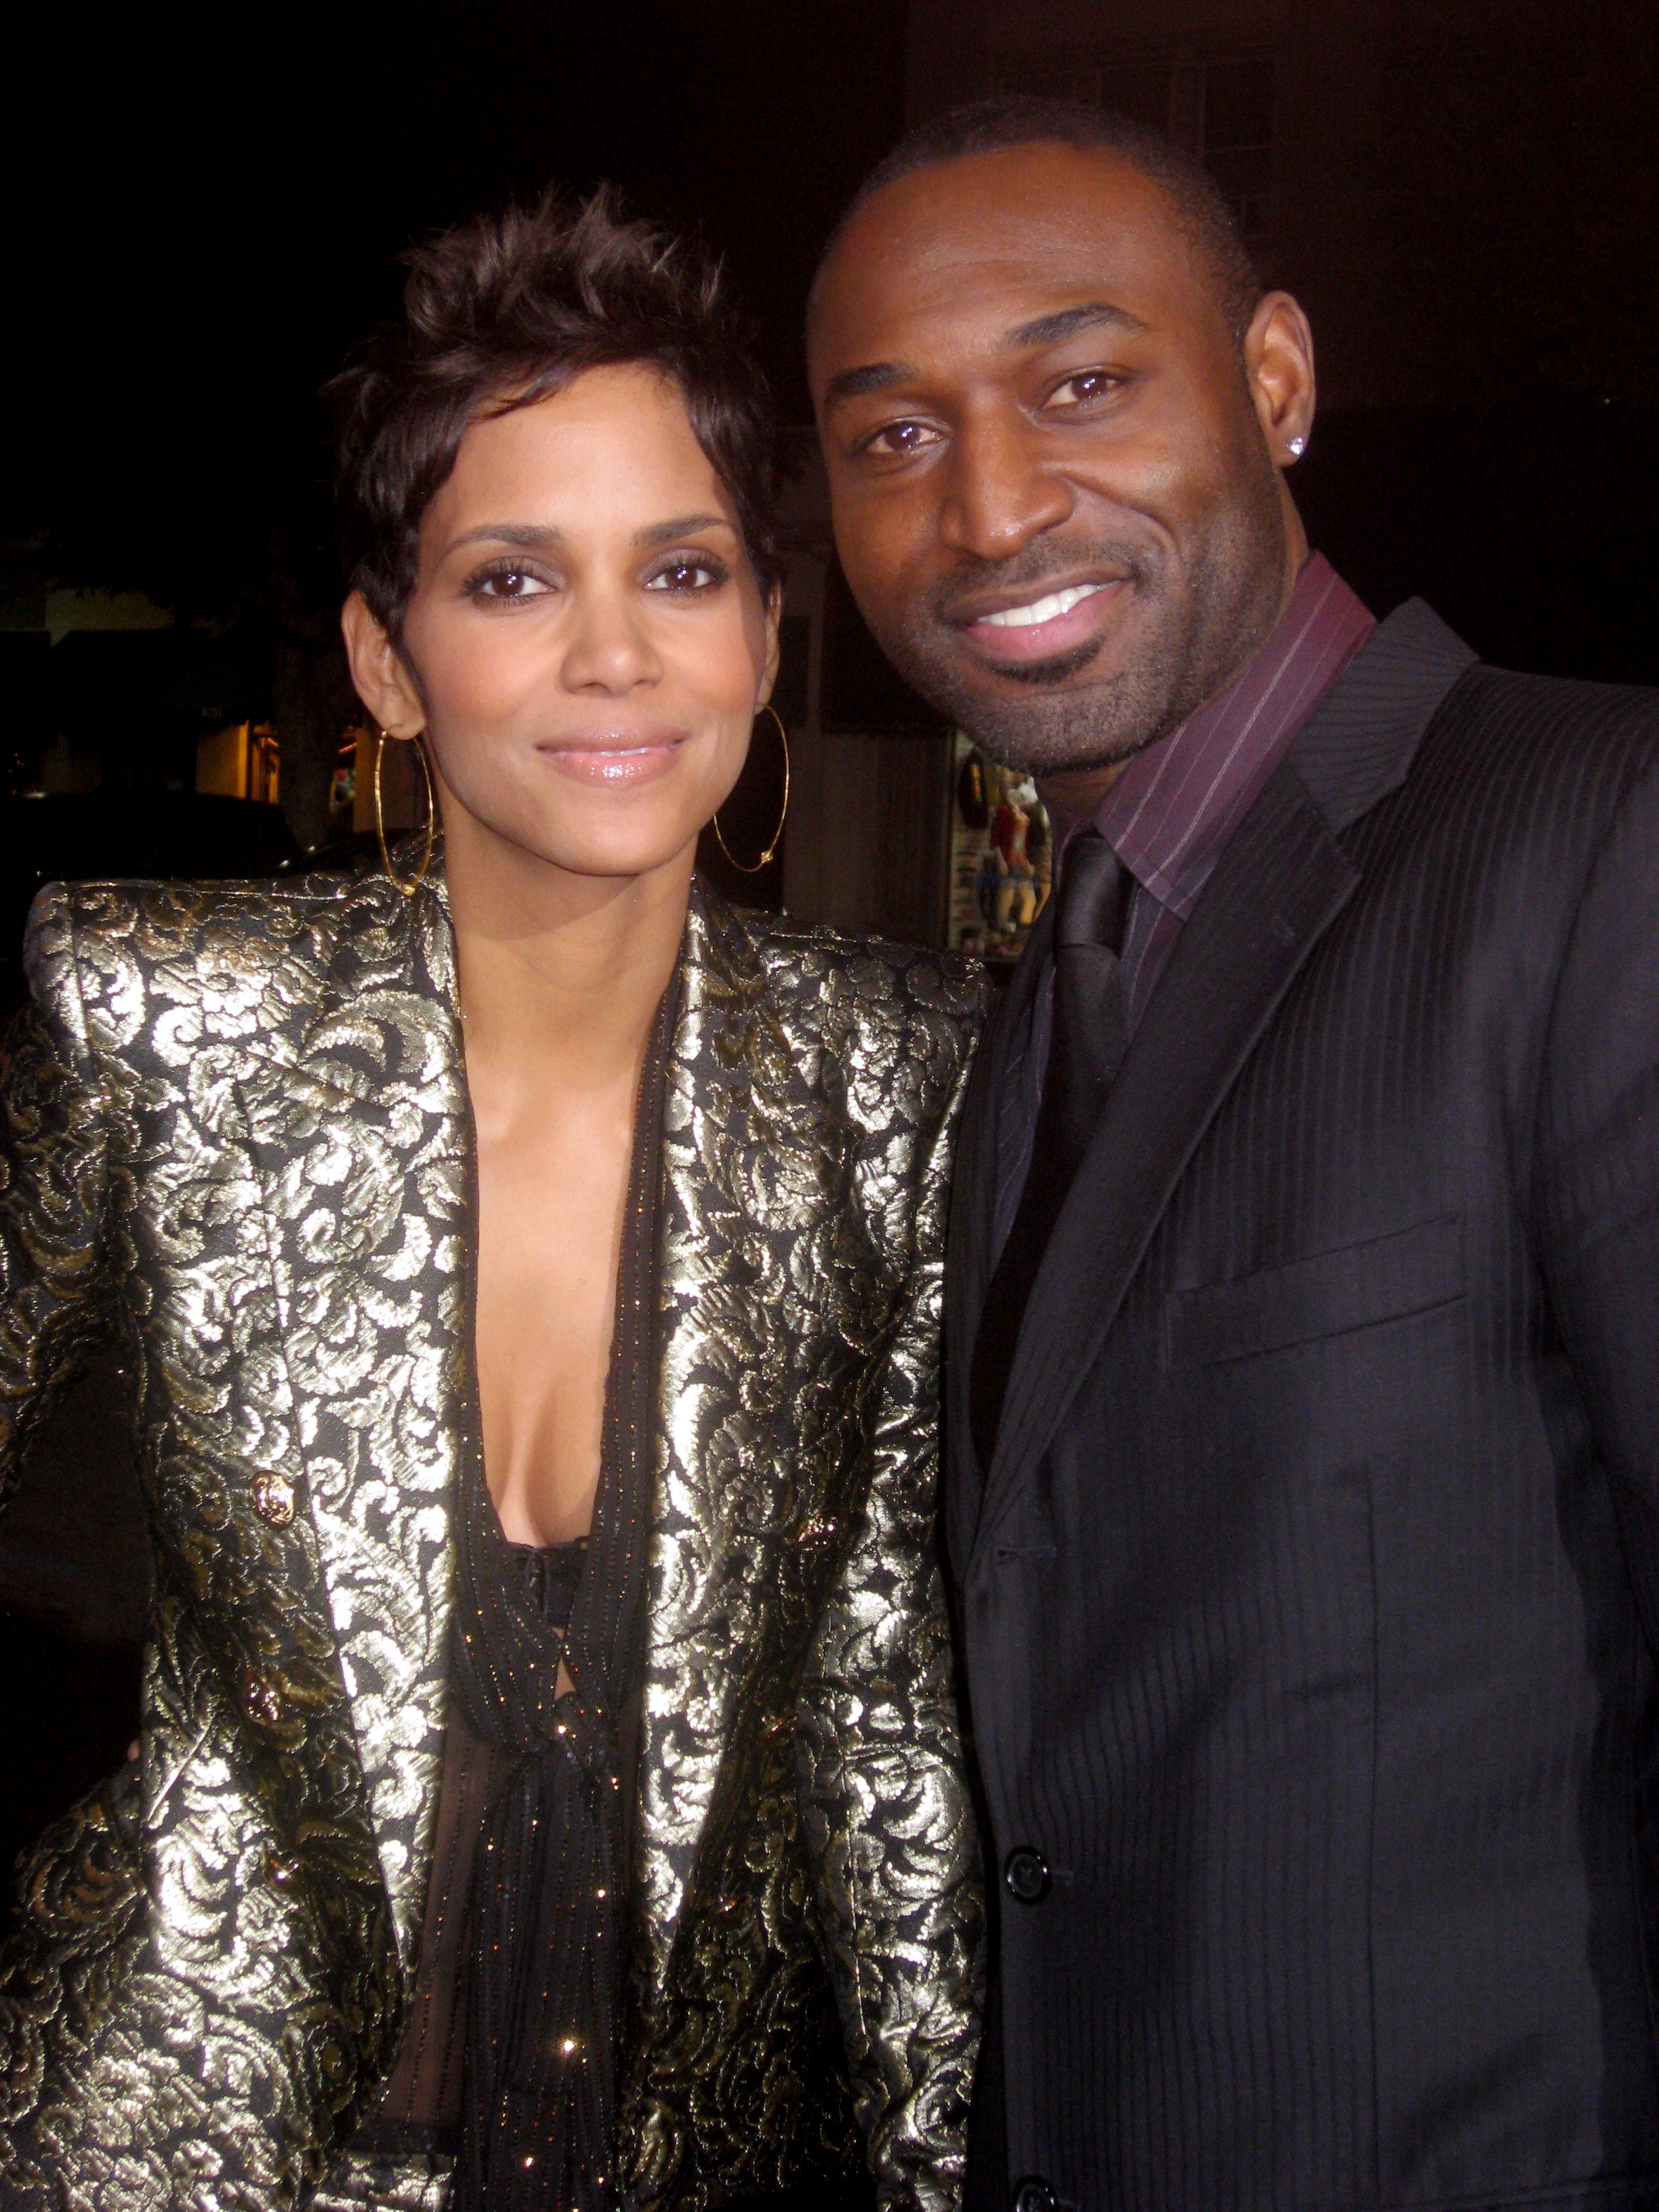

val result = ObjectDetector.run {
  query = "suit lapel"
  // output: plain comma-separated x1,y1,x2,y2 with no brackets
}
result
971,596,1479,1559
237,870,471,1968
943,899,1052,1581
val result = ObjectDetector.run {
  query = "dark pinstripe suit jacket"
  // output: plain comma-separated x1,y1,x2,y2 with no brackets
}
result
945,600,1659,2212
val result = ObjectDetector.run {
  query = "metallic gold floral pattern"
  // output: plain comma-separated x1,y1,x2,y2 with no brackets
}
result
0,866,985,2211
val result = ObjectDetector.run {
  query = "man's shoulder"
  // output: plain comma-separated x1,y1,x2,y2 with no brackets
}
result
1456,657,1659,736
1427,655,1659,829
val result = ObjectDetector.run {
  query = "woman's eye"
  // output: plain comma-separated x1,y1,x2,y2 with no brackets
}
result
861,420,942,458
1046,371,1122,411
469,566,550,601
646,558,726,593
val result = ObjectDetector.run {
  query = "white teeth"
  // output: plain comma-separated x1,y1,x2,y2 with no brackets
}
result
981,583,1105,629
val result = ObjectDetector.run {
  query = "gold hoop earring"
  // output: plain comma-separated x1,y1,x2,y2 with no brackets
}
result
375,730,436,897
712,704,790,876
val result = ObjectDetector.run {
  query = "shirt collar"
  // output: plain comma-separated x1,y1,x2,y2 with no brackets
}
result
1070,554,1375,919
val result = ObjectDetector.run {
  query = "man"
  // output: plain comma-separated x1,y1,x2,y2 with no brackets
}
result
808,98,1659,2212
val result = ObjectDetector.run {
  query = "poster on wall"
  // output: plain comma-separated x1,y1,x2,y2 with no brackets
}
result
946,731,1052,968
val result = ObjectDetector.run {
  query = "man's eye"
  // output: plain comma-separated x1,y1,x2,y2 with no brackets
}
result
646,558,726,593
1046,371,1122,410
860,420,943,458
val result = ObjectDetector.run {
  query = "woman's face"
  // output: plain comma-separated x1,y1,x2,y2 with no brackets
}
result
346,363,777,884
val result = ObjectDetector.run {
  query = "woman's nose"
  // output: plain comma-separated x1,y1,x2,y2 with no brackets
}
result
558,588,663,693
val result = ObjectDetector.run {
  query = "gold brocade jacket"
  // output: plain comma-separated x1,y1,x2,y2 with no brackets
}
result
0,865,987,2212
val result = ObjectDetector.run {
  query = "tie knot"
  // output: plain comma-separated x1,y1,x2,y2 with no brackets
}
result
1056,830,1129,954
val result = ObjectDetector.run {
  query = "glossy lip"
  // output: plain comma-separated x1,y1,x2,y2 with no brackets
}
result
534,729,689,787
954,576,1126,668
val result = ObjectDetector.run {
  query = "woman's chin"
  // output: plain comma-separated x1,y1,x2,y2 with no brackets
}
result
451,804,705,889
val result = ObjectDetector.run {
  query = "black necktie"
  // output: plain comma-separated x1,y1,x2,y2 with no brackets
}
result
969,831,1130,1471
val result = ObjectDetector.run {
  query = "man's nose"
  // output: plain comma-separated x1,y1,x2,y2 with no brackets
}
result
937,415,1074,562
558,587,662,693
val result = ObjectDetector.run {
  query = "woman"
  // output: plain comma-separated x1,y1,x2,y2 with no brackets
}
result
0,193,983,2211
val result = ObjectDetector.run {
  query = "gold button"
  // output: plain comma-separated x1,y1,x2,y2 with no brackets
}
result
252,1473,297,1528
243,1673,283,1727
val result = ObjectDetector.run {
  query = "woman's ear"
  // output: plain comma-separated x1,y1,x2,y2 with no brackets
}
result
756,580,784,710
341,592,426,737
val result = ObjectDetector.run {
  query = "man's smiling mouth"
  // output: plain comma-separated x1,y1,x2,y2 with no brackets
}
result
954,575,1127,670
977,582,1111,629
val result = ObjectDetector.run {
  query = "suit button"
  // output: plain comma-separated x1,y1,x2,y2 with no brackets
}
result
1013,2181,1057,2212
252,1473,297,1528
1004,1847,1050,1903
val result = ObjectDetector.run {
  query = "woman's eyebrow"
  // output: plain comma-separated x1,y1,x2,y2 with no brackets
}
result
443,514,736,557
445,523,565,553
633,512,737,549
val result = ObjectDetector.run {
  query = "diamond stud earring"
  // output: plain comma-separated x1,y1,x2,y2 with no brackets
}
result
1287,434,1307,458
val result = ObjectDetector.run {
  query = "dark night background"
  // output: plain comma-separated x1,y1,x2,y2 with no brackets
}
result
2,0,1656,1875
2,1,906,625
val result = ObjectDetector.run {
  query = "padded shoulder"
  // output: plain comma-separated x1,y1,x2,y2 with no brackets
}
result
1427,663,1659,857
730,901,989,1040
22,871,379,1060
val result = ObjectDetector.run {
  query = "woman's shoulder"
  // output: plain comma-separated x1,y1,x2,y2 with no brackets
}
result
24,869,382,1045
716,899,990,1045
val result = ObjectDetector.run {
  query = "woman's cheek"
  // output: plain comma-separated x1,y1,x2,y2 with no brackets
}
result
430,621,547,730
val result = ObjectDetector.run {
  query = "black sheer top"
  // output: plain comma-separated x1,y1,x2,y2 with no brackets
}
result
373,1538,593,2133
359,975,674,2212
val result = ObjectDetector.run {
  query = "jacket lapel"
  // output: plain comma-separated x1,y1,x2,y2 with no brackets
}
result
631,884,833,2019
237,869,472,1968
943,899,1053,1580
971,597,1477,1559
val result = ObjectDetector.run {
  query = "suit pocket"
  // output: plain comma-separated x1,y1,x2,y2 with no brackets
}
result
1164,1214,1464,1370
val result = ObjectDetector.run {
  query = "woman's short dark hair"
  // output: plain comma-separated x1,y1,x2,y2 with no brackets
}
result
329,187,780,637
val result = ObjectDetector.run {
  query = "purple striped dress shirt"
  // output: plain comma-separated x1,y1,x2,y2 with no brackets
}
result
994,555,1376,1252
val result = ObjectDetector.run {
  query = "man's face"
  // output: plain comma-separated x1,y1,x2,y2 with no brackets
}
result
809,143,1310,792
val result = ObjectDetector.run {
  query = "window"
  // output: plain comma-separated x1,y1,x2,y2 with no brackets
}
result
1099,55,1178,135
991,53,1103,104
983,40,1274,238
1199,52,1275,235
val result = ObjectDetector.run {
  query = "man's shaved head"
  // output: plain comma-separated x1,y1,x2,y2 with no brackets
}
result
813,96,1261,346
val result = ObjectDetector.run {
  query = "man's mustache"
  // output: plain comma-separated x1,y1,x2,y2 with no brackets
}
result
926,539,1155,629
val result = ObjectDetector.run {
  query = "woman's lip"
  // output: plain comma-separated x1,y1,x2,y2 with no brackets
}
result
958,579,1124,665
536,739,685,786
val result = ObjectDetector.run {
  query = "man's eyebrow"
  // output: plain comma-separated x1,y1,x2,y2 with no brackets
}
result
818,303,1148,411
820,361,913,411
1004,302,1149,349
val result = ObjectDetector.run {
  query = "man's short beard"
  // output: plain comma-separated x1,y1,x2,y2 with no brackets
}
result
871,487,1288,781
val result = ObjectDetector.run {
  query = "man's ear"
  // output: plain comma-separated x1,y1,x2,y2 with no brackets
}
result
1245,291,1317,468
342,592,426,735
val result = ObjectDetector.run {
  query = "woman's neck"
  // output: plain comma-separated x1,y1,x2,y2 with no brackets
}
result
441,808,691,1105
